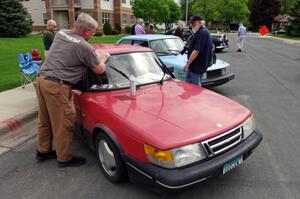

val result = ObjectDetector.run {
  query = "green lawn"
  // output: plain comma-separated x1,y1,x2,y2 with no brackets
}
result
272,34,300,41
0,34,126,92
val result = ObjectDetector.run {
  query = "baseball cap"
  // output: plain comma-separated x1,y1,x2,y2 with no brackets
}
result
190,15,203,23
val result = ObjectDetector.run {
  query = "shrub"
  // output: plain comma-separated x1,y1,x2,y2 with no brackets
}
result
0,0,33,37
94,27,103,36
112,30,120,35
114,23,122,32
103,21,112,35
125,25,132,34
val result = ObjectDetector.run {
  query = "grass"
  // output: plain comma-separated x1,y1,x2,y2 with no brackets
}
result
0,34,127,92
271,34,300,41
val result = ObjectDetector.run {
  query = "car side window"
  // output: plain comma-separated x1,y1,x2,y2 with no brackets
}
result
119,39,132,45
133,40,149,47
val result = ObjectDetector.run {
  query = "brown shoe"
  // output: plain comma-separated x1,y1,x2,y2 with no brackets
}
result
57,156,86,168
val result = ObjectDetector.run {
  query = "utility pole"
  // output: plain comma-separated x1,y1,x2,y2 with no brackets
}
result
185,0,188,25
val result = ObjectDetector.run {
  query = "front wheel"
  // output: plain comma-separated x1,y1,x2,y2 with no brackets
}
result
95,133,128,183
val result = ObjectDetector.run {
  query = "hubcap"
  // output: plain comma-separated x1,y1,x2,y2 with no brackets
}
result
98,140,117,176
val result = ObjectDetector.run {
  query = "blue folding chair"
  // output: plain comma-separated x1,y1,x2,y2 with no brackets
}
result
17,52,41,88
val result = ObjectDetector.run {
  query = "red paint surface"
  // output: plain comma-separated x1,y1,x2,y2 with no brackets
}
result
0,119,21,133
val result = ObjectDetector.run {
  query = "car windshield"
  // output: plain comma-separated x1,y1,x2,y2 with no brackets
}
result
90,52,170,90
150,38,184,55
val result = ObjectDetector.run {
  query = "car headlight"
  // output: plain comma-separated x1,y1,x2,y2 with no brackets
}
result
144,143,207,168
202,72,207,79
243,115,256,139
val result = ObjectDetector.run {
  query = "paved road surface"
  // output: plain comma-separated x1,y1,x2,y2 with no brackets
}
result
0,35,300,199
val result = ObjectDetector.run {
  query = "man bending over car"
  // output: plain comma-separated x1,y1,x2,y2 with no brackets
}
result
35,13,110,167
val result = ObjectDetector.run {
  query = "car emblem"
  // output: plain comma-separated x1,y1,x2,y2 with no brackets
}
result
217,123,223,128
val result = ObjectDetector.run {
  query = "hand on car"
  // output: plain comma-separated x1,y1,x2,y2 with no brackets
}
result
97,52,110,65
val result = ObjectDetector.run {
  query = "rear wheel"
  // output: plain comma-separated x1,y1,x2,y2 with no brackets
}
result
95,133,128,183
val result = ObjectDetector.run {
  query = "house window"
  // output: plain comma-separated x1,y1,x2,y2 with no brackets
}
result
122,14,127,24
130,15,134,24
130,0,133,5
102,12,110,24
103,0,109,1
43,13,48,25
122,0,126,3
26,13,32,20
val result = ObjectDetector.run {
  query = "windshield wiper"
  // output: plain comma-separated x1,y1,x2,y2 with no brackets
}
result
107,64,129,80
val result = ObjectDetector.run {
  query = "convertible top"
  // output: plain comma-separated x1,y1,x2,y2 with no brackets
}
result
92,44,153,55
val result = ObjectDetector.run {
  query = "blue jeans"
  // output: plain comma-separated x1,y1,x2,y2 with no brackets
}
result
186,69,202,86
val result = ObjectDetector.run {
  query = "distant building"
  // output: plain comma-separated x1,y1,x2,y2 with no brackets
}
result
21,0,134,31
272,14,293,31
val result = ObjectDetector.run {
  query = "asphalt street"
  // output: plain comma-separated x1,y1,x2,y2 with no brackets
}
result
0,34,300,199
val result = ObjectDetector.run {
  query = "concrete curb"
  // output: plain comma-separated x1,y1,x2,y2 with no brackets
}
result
264,35,300,46
0,107,38,136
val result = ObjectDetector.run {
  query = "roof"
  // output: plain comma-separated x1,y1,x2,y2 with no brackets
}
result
274,14,293,23
92,44,153,54
119,34,179,41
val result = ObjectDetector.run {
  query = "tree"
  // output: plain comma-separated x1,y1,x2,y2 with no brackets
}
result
179,0,193,21
132,0,170,23
103,21,112,35
0,0,33,37
281,0,300,13
249,0,282,30
192,0,219,23
286,1,300,36
166,0,181,23
216,0,250,25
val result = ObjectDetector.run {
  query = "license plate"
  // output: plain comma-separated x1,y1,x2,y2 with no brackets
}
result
223,155,243,175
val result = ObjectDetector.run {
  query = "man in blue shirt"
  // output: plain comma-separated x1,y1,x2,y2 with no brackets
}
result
237,23,247,52
183,15,212,87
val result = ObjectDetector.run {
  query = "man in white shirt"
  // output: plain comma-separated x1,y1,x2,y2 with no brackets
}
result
237,23,247,52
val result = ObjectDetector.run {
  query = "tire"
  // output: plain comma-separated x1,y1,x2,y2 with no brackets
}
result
95,133,128,183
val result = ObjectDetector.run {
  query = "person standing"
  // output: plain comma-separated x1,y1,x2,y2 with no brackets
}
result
134,18,145,35
146,24,156,34
237,22,247,52
35,13,110,167
43,19,57,57
175,23,183,40
183,16,212,87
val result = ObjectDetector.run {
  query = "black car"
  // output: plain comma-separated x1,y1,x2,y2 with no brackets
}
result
166,28,229,52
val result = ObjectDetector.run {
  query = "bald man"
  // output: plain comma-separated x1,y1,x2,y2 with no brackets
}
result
43,20,57,57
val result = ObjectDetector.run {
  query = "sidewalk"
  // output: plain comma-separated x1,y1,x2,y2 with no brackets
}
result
264,35,300,46
0,83,38,135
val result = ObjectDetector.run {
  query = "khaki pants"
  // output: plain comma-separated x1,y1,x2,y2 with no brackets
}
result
35,75,75,162
237,36,245,50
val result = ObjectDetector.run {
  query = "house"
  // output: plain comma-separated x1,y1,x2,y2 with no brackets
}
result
272,14,293,31
21,0,134,31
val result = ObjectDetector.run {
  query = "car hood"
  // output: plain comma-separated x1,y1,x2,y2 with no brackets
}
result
90,80,250,150
159,54,229,72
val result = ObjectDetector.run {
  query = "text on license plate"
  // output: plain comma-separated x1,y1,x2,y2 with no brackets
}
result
223,155,243,175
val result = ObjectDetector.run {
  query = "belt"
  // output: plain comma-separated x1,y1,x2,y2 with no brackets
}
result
44,76,73,86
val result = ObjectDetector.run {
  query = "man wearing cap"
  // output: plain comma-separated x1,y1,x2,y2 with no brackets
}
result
183,15,212,87
35,13,110,167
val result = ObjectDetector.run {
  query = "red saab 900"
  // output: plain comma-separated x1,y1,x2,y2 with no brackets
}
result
73,44,263,191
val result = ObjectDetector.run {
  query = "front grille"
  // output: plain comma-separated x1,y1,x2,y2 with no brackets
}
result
207,69,222,78
202,126,243,157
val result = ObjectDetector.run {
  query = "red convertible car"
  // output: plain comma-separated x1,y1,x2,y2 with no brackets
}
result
73,44,263,191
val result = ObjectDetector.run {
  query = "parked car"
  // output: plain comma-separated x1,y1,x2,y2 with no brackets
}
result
117,35,235,87
165,28,229,52
73,44,263,191
272,28,286,35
